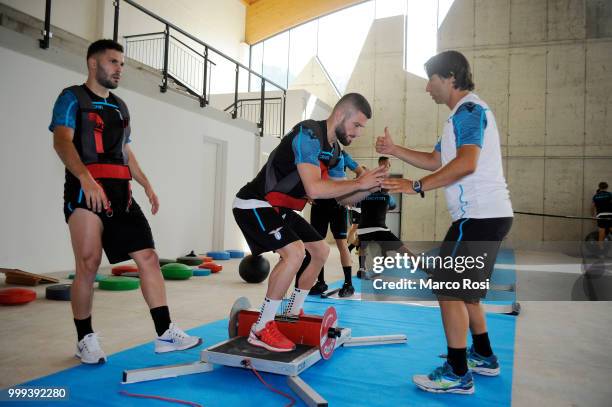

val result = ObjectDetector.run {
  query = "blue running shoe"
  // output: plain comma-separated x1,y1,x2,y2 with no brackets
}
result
468,346,500,376
413,362,474,394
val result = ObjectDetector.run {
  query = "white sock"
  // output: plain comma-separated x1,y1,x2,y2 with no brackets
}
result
253,298,281,332
287,288,308,316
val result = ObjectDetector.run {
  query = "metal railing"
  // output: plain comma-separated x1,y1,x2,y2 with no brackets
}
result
115,0,287,136
125,32,216,104
35,0,286,136
224,98,285,138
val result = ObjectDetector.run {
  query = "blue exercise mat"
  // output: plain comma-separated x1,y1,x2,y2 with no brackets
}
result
3,300,515,406
226,250,245,259
207,251,231,260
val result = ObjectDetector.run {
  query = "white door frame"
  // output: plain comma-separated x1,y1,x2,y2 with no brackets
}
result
202,135,227,251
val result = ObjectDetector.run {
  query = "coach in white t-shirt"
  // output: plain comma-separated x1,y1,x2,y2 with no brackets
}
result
377,50,513,395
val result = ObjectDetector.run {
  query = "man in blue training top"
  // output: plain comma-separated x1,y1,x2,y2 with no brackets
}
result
50,39,201,364
301,150,365,298
233,93,387,352
592,182,612,243
378,50,513,395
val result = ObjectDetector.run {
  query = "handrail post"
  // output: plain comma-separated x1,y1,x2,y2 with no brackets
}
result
259,80,265,137
200,46,208,108
232,63,239,119
113,0,120,41
281,90,286,137
160,24,170,93
39,0,52,49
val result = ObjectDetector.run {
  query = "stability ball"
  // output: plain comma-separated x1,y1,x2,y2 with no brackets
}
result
238,255,270,284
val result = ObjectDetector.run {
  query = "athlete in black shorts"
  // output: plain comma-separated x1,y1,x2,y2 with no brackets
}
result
305,150,364,297
356,157,406,278
379,51,513,394
51,39,200,364
233,93,387,352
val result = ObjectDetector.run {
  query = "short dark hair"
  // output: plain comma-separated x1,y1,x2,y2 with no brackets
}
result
378,156,389,165
599,182,608,190
87,39,124,60
334,93,372,119
424,50,475,91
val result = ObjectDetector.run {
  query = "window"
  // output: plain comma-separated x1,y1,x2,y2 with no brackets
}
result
317,1,375,93
262,31,289,89
249,42,263,91
375,0,407,19
288,20,318,86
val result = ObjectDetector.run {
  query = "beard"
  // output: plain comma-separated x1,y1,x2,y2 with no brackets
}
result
335,123,351,146
96,68,118,89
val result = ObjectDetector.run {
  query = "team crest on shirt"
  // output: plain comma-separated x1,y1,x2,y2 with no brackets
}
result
269,227,283,240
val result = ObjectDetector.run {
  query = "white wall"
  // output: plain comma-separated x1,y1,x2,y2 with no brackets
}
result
1,0,99,41
113,0,245,60
1,0,247,61
0,27,259,273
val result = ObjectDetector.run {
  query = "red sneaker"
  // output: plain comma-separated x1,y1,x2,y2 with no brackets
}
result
248,321,296,352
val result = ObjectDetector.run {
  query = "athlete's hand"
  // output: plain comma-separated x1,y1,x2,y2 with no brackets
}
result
382,177,415,194
79,175,109,213
376,127,396,155
357,165,388,191
145,187,159,215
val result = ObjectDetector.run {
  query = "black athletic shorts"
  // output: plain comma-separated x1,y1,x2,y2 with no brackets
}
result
358,229,404,254
350,209,361,224
310,199,349,240
596,214,612,230
432,217,513,300
233,206,323,256
63,178,155,264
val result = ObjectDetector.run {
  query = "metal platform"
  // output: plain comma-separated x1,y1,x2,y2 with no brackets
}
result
202,328,351,376
123,298,407,406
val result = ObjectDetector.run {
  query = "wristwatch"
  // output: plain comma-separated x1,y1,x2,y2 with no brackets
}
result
413,180,425,198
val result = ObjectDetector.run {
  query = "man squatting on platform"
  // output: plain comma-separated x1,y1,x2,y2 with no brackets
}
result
232,93,388,352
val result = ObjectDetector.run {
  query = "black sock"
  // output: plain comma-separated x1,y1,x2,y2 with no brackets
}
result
472,332,493,357
359,255,365,270
74,316,93,341
348,244,355,253
447,347,468,376
343,266,352,284
317,267,325,283
150,306,171,336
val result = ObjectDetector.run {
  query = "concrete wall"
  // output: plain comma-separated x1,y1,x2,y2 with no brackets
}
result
343,2,612,242
0,26,260,273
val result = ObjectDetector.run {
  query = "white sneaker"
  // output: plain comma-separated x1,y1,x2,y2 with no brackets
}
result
75,333,107,364
154,323,202,353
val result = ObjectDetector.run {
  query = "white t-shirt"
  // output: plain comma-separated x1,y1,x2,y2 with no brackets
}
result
434,93,513,221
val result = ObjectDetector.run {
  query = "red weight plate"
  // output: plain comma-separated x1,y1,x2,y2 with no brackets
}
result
319,306,338,360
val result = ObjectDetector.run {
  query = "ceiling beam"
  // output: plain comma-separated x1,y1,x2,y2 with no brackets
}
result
245,0,365,44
